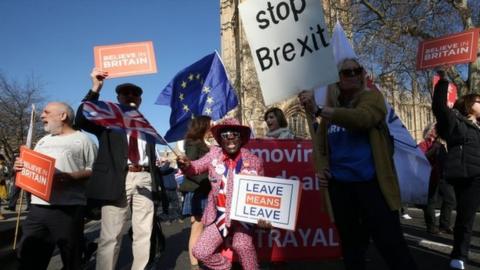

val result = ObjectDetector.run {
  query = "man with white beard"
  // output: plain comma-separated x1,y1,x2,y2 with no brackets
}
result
14,102,97,270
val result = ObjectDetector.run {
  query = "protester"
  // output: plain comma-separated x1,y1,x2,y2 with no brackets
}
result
418,122,455,235
298,58,417,270
177,118,270,270
0,154,8,220
75,68,164,270
178,115,212,269
264,107,295,139
5,176,31,212
432,72,480,270
15,102,97,270
158,157,182,223
4,152,28,213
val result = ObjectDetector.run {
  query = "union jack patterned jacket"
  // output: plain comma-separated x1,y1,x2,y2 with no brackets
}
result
183,146,264,227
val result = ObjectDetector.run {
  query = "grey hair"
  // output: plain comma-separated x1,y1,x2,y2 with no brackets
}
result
336,58,366,91
336,58,362,72
62,103,75,126
51,102,75,126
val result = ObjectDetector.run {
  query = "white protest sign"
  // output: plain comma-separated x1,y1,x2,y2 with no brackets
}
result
239,0,338,105
230,174,301,231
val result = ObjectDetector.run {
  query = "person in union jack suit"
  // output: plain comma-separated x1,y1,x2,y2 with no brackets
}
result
75,68,163,270
177,118,271,270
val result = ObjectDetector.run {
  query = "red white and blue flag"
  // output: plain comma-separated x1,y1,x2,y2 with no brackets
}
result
82,100,166,145
215,173,228,237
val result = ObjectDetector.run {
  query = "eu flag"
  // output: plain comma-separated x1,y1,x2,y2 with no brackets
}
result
155,52,238,142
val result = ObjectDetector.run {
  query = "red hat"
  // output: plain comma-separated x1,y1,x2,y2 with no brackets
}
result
211,118,251,146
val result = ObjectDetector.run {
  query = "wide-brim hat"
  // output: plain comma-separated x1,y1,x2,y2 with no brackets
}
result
211,118,251,146
115,83,143,96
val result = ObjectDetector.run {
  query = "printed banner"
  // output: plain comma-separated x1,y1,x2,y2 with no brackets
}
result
223,139,341,262
15,146,55,202
230,174,301,230
239,0,338,105
94,41,157,78
417,29,479,70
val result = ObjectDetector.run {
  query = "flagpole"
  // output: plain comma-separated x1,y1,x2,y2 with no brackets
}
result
233,0,243,125
157,133,180,158
13,104,35,250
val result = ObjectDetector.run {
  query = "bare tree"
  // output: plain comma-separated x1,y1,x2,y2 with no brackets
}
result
0,73,45,165
333,0,480,95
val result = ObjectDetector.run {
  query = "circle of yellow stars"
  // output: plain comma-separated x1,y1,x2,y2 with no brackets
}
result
178,72,216,117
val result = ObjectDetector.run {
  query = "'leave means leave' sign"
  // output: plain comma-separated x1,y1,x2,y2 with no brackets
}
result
230,174,301,231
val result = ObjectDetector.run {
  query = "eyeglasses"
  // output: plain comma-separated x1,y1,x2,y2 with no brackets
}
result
220,131,241,140
339,67,363,77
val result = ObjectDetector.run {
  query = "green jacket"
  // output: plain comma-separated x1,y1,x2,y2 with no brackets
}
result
179,139,211,193
309,89,401,211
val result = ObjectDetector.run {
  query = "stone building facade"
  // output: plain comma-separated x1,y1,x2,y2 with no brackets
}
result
219,0,432,142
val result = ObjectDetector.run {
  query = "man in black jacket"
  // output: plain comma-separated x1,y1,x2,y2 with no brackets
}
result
75,68,163,270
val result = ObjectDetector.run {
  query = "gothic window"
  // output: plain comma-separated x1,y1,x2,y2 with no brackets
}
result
288,113,305,137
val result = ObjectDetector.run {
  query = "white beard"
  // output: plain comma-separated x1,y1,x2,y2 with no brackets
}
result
44,122,63,135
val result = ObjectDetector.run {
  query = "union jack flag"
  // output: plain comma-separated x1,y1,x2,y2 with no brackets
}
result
82,100,166,145
215,174,228,237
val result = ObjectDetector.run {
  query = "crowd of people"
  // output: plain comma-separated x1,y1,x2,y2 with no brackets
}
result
1,58,479,270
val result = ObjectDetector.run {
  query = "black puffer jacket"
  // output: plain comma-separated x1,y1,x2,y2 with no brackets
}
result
432,79,480,180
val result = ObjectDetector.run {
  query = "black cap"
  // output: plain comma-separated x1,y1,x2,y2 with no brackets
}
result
115,83,143,96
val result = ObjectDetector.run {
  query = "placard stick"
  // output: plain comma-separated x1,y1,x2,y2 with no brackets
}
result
13,104,35,250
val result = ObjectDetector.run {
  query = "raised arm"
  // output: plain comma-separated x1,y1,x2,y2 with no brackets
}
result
432,79,456,139
74,68,109,135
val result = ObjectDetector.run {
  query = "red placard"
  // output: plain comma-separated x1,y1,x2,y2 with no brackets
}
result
94,41,157,78
417,29,479,70
223,139,341,262
15,146,55,202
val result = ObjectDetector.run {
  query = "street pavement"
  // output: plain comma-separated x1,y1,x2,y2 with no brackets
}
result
2,206,480,269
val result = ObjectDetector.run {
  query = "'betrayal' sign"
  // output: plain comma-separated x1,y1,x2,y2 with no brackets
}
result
94,41,157,78
239,0,338,105
230,174,301,230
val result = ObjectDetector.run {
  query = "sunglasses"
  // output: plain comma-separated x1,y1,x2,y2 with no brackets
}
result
339,67,363,77
220,131,241,140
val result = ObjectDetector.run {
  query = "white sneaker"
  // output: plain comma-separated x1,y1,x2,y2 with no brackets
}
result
401,213,412,220
450,259,465,269
435,210,441,217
